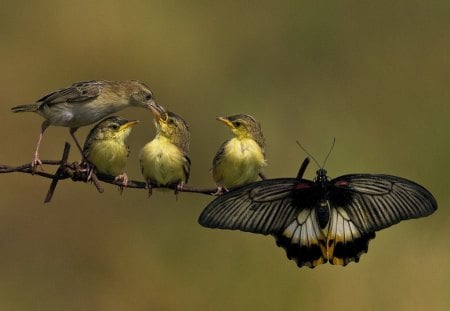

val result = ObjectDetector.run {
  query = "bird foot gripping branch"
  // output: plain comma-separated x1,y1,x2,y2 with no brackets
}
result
211,184,229,196
31,155,44,173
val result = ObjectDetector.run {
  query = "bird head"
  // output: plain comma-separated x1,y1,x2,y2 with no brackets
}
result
150,104,190,152
89,116,139,141
128,80,156,109
217,114,264,147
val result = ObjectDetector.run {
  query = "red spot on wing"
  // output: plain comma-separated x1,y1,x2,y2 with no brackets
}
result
334,180,350,187
295,182,312,190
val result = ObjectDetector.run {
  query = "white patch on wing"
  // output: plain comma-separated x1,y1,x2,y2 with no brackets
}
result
327,207,369,265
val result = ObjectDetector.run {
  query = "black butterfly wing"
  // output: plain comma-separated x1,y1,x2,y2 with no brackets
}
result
199,179,301,234
199,178,332,268
272,180,375,268
319,174,437,266
274,206,328,268
330,174,437,233
323,205,376,266
199,173,437,268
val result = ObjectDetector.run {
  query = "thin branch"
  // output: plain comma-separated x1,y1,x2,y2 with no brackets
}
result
0,142,224,202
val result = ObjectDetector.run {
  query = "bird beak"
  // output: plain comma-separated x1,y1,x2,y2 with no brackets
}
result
145,101,156,110
216,116,234,128
119,120,139,131
150,104,168,123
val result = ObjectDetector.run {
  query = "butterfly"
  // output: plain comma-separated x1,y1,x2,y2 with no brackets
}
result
198,157,437,268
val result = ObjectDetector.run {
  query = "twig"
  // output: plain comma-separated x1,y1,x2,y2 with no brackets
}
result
44,142,71,203
0,143,223,202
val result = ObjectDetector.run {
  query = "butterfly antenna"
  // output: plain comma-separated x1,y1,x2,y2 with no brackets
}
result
296,141,321,168
321,137,336,168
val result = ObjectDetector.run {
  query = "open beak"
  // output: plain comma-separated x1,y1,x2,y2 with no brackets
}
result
216,116,234,129
119,120,139,131
150,104,168,123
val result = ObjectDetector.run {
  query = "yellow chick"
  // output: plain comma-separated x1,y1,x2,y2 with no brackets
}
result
82,116,139,188
139,105,191,195
212,114,266,194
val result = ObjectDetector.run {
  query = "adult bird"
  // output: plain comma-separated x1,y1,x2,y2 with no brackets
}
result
212,114,266,194
82,116,139,189
139,104,191,196
11,80,155,169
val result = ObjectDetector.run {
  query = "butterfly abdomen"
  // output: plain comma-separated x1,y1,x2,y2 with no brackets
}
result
316,201,330,229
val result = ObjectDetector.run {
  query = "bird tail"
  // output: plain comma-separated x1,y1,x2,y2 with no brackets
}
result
11,104,37,113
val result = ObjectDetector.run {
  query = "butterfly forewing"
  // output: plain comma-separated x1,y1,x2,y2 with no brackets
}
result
199,179,301,235
331,174,437,232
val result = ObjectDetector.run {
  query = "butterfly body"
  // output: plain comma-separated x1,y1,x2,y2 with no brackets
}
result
199,159,437,268
296,169,331,230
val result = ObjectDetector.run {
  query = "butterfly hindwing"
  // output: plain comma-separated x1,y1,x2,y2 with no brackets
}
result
275,207,328,268
326,206,376,266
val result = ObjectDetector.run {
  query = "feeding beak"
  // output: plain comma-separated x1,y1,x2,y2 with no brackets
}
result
150,104,168,124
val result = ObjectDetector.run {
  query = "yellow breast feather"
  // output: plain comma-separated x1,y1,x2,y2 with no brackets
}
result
140,136,188,186
214,137,266,188
87,139,128,176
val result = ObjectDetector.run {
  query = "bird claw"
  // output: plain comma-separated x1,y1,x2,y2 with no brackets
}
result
174,181,184,195
173,181,185,200
79,162,95,182
31,155,44,173
114,173,129,194
211,185,228,196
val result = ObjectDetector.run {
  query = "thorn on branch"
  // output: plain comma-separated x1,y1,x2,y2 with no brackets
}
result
44,142,71,203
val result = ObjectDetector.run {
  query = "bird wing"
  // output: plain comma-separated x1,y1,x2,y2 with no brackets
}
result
183,153,191,184
212,139,230,168
36,80,104,108
81,124,98,158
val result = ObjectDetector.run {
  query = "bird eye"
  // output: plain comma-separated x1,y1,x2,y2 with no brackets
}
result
167,118,175,125
145,93,152,101
234,121,242,127
111,124,120,130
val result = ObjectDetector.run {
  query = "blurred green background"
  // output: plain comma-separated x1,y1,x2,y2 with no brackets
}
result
0,1,449,310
